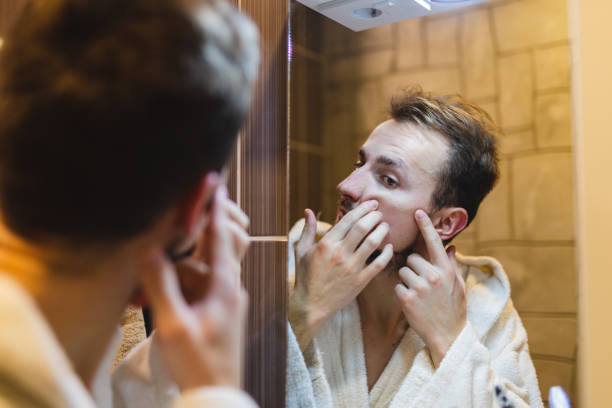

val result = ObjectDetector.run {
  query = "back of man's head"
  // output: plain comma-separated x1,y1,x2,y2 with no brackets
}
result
0,0,259,245
390,88,499,228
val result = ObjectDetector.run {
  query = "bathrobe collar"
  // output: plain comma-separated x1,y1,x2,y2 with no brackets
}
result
0,273,96,408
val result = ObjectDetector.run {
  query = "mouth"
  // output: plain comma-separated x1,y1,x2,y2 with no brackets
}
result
336,199,354,222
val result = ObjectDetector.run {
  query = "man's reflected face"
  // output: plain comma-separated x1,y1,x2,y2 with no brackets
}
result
336,120,449,253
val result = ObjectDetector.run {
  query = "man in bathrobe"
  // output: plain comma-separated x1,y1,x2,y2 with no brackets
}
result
287,90,543,407
0,0,259,407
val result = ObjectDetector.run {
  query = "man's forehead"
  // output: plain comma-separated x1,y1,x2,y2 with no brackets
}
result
361,120,449,170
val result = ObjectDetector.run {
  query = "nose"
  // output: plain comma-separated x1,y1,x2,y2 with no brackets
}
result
337,167,365,203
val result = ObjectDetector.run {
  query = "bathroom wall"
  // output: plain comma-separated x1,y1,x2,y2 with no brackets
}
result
570,1,612,406
290,0,576,405
226,1,288,407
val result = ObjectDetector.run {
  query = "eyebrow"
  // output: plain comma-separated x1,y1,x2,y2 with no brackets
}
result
360,149,404,169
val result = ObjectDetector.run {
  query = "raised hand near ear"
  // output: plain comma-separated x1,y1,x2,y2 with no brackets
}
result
140,187,248,390
394,209,467,368
290,201,394,351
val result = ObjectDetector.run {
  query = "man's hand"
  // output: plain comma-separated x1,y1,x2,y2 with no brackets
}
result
141,186,248,391
394,209,467,368
290,200,394,351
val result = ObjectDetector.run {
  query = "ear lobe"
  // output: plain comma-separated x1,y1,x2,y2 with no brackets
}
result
434,207,468,241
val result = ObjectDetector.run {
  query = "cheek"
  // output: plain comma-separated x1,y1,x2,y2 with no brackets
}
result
378,207,420,252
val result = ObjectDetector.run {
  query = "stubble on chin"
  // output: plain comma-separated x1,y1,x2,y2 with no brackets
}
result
365,243,414,277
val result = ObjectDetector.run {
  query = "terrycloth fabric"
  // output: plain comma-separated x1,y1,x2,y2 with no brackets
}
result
113,307,147,368
0,273,257,408
286,221,543,408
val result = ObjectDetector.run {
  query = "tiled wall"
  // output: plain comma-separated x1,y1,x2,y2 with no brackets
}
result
290,0,576,405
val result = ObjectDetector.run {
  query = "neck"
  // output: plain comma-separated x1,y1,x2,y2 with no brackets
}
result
0,223,139,389
357,254,407,334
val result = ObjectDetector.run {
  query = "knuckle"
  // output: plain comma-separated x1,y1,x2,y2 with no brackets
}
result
157,321,190,344
399,290,414,306
355,222,370,236
427,273,441,286
330,248,345,265
364,234,380,249
413,281,427,293
317,239,331,253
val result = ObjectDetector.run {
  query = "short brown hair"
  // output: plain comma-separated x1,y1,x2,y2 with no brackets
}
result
0,0,259,245
390,88,499,228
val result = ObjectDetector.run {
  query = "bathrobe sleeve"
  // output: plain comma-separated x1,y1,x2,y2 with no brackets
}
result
112,335,257,408
286,323,334,408
392,302,544,408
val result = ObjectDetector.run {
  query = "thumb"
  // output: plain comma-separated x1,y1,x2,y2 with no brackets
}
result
296,209,317,256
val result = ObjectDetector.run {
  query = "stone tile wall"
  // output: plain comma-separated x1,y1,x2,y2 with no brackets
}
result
313,0,576,405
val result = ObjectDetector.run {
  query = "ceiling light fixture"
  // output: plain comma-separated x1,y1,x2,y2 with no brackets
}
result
412,0,432,10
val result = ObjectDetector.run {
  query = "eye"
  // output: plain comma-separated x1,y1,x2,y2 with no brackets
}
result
381,175,398,187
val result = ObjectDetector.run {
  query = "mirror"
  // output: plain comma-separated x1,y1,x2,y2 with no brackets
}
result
288,0,576,406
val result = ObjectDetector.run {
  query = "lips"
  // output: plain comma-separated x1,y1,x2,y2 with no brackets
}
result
336,199,354,222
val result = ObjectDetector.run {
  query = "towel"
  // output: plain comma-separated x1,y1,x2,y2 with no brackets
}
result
0,273,257,408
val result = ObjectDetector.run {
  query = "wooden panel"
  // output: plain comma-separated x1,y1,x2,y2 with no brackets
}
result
238,0,289,407
0,0,28,37
240,0,288,236
242,240,287,408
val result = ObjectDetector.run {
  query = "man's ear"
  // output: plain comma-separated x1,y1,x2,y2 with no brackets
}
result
431,207,468,242
177,172,221,237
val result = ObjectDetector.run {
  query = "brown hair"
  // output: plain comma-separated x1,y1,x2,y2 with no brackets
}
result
390,88,499,228
0,0,259,245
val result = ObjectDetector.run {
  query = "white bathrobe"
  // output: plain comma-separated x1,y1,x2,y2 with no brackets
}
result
286,221,543,408
0,273,257,408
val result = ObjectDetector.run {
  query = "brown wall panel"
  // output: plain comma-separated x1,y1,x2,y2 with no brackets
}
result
0,0,28,37
240,0,288,237
238,0,289,407
242,240,287,408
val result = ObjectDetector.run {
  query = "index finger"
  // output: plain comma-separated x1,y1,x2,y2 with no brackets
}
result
323,200,379,242
206,186,241,289
414,209,448,266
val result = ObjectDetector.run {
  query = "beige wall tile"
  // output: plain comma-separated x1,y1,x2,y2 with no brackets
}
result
480,245,576,313
498,129,535,155
354,80,386,136
321,19,352,55
492,0,569,52
453,220,478,255
532,359,575,404
498,53,533,129
324,82,356,112
476,100,500,125
425,16,459,66
396,18,424,70
477,159,512,241
523,316,576,359
512,153,574,241
353,24,393,51
382,68,462,100
535,45,571,91
329,49,393,82
535,93,572,149
462,9,496,100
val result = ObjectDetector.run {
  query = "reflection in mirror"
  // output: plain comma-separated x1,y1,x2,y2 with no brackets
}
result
289,0,576,406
